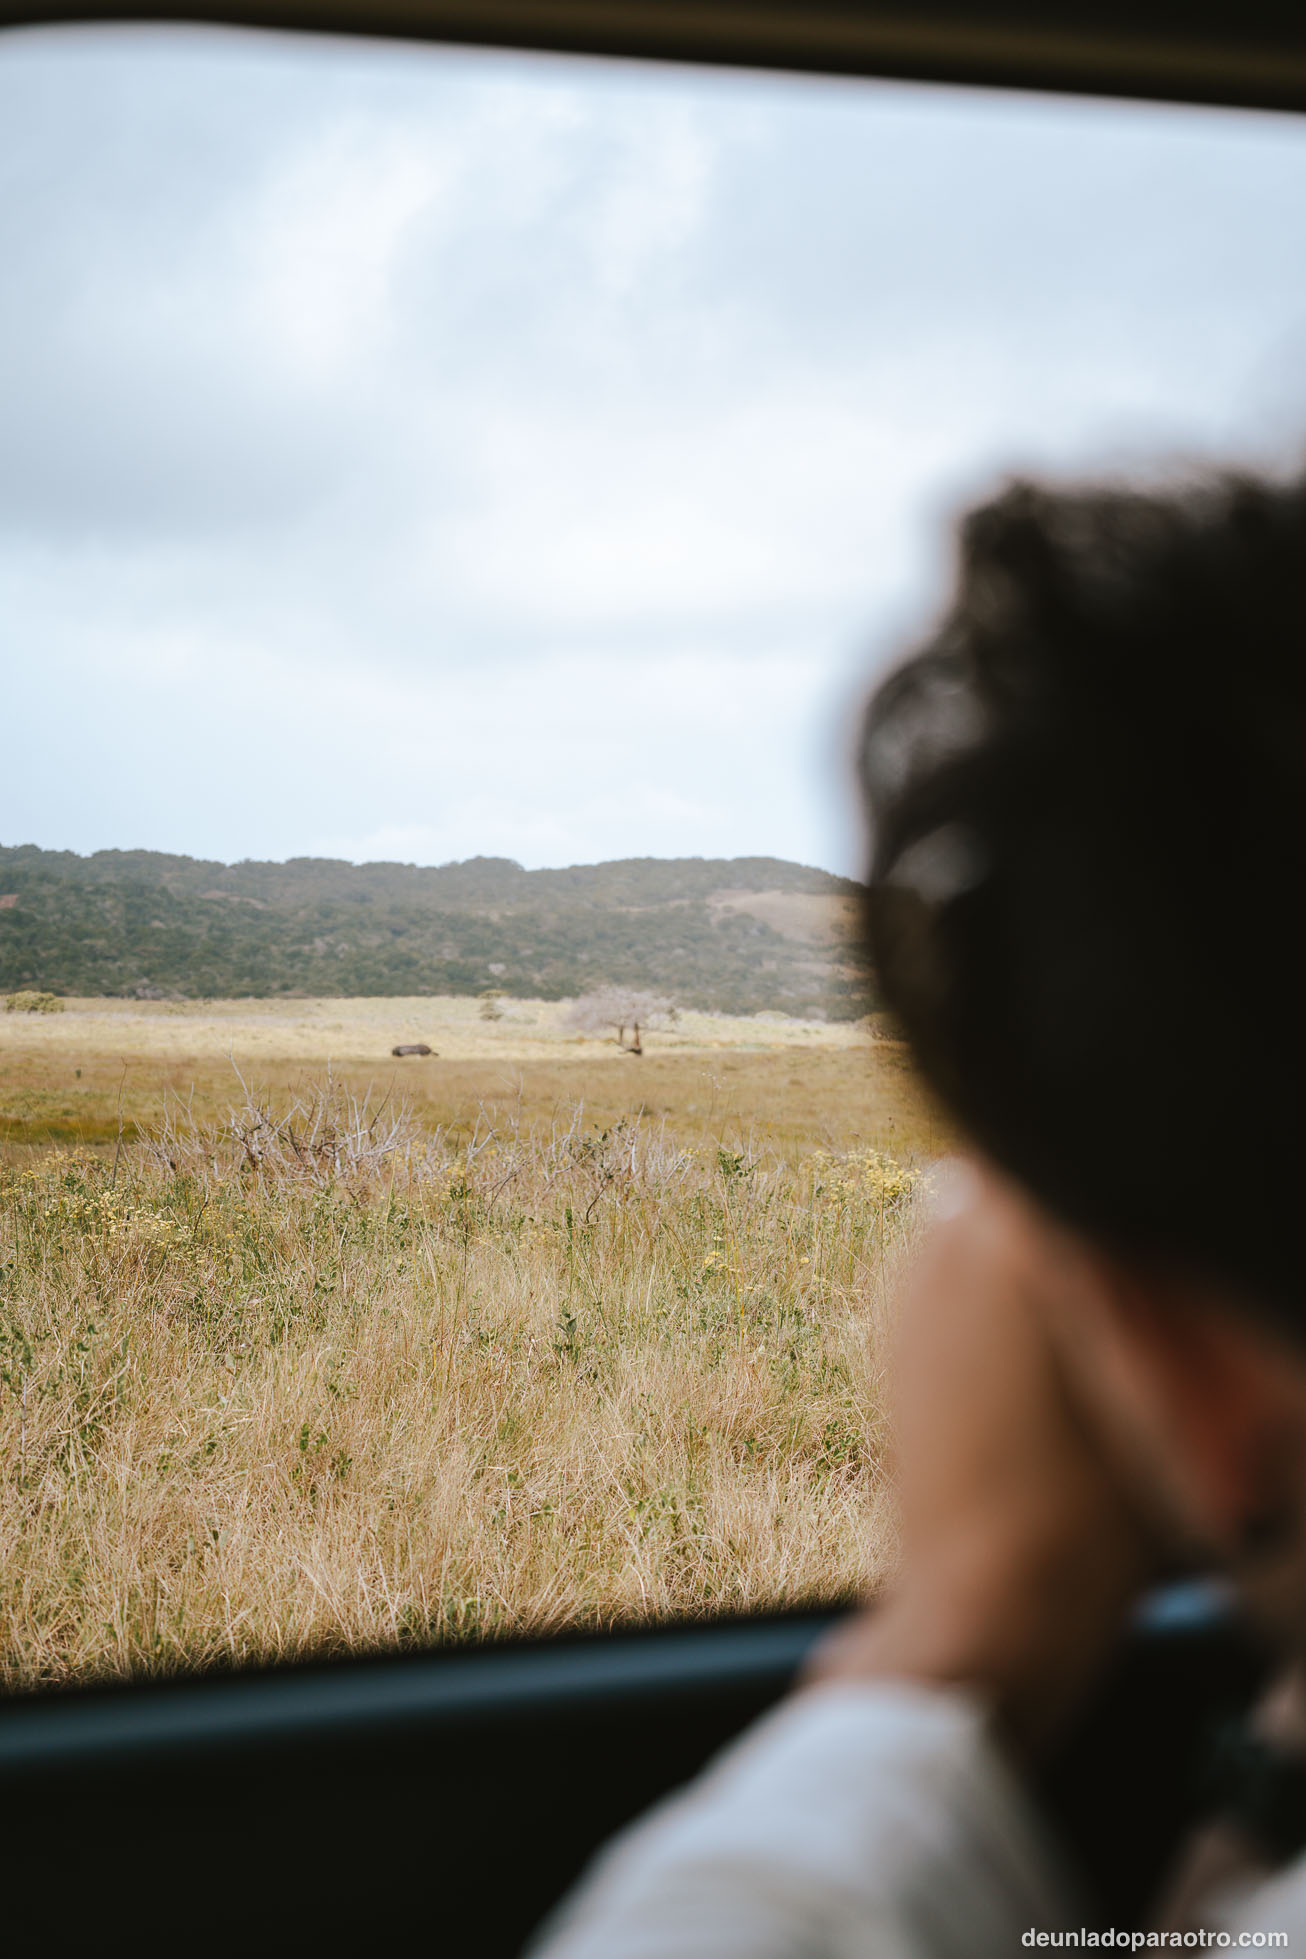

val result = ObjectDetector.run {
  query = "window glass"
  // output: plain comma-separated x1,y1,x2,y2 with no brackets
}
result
3,25,1306,1686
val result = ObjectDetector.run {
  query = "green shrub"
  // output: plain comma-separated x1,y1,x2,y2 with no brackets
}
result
4,991,65,1014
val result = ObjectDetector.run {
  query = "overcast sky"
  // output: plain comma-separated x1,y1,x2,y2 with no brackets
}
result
4,26,1306,876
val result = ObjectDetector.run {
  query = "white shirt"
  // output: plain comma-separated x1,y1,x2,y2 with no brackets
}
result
529,1682,1306,1957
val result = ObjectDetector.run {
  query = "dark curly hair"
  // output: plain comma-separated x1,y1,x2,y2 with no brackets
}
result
859,469,1306,1329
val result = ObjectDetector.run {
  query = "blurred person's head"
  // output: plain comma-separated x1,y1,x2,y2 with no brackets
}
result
859,466,1306,1638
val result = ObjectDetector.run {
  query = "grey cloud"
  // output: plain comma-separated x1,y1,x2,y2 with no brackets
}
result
4,28,1306,877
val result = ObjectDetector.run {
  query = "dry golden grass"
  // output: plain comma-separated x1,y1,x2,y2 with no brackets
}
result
0,1001,942,1690
0,993,924,1151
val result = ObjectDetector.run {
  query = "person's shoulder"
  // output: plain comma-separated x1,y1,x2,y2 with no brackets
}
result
1220,1854,1306,1948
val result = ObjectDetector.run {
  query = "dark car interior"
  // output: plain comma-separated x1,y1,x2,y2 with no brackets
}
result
1,2,1302,1948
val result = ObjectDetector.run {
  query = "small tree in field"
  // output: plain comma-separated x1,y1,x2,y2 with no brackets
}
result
564,987,674,1054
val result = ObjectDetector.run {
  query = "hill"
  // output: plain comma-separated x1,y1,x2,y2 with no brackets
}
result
0,845,874,1019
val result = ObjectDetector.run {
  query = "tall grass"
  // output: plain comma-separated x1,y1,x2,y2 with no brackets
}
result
0,1078,918,1689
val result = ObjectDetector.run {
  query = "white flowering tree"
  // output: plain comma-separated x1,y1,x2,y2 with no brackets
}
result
563,986,675,1054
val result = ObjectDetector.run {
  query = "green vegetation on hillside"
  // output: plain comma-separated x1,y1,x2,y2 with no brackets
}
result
0,845,874,1018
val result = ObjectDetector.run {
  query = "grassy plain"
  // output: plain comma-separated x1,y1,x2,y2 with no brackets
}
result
0,998,942,1689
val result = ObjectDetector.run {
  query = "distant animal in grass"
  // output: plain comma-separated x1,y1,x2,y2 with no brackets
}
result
391,1043,435,1057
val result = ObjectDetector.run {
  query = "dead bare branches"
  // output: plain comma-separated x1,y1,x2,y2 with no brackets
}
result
138,1073,439,1196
